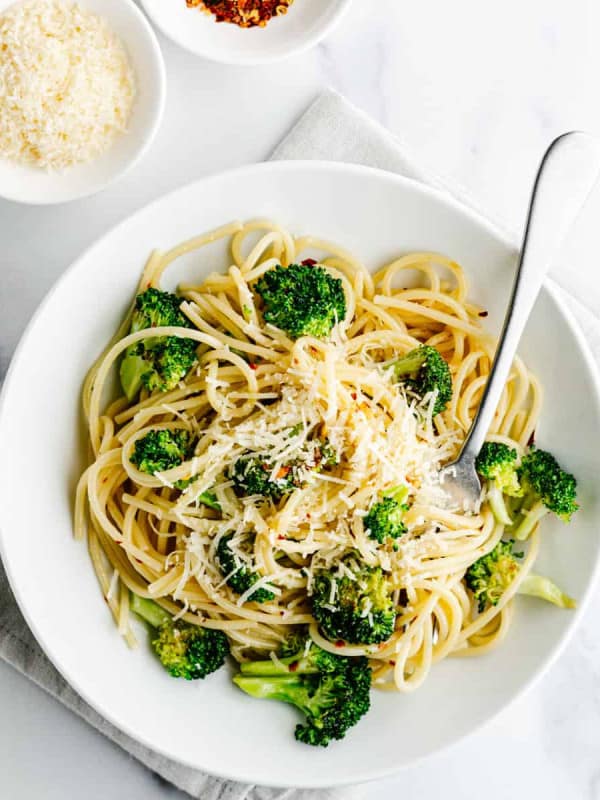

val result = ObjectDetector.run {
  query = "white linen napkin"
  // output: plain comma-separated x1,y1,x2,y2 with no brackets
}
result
1,87,599,800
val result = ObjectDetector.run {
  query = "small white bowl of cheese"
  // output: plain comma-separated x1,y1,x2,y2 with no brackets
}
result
0,0,165,205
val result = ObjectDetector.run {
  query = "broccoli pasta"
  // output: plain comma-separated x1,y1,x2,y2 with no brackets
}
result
75,219,578,745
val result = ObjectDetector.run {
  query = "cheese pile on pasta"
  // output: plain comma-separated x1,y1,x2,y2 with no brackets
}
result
76,219,577,720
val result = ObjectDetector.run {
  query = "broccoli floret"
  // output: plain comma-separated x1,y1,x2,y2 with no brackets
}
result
476,442,522,494
277,627,311,660
120,288,197,401
255,263,346,340
465,540,575,612
133,287,189,329
231,439,337,499
231,456,298,499
312,560,396,645
465,540,521,612
392,345,452,415
233,640,371,746
215,534,276,604
130,593,229,679
475,442,522,526
130,429,192,474
512,448,579,540
364,486,410,545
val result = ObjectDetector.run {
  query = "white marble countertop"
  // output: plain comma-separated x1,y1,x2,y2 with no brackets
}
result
2,0,600,797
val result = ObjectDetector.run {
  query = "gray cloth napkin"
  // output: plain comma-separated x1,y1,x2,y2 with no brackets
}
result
1,88,598,799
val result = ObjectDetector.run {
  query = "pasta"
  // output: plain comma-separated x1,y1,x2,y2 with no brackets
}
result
75,218,544,693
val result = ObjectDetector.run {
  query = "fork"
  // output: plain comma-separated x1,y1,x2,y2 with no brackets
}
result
439,131,600,509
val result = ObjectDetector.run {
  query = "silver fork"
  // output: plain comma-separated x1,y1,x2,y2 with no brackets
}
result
439,132,600,510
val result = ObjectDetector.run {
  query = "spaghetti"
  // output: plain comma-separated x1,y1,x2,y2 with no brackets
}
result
75,219,544,693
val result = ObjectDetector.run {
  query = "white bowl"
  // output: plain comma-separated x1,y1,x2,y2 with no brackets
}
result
0,0,166,205
1,161,599,787
140,0,352,65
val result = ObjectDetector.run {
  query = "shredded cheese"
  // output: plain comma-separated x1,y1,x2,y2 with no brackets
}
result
0,0,136,170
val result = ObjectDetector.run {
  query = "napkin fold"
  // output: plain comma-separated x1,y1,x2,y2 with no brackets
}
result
1,87,599,800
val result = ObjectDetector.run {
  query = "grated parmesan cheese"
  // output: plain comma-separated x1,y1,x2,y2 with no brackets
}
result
0,0,136,170
157,324,467,606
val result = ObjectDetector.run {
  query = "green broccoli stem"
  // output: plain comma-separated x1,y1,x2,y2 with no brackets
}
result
393,350,424,378
130,593,171,629
383,485,409,504
518,574,576,609
486,483,514,527
120,354,150,402
513,499,547,540
233,674,314,715
239,653,318,677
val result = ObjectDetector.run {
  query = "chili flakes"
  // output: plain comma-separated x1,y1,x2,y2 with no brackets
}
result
187,0,294,28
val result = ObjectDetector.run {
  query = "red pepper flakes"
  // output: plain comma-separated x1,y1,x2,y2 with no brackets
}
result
249,362,258,370
351,392,357,401
478,310,489,318
188,0,293,28
335,639,346,648
301,258,317,266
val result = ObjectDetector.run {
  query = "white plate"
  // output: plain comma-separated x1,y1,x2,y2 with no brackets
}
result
0,0,166,205
1,161,599,787
140,0,352,65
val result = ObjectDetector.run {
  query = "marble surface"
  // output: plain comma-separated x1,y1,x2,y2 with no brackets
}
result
2,0,600,797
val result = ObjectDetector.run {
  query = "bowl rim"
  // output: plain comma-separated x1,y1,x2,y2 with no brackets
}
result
139,0,353,65
0,0,167,206
1,159,599,786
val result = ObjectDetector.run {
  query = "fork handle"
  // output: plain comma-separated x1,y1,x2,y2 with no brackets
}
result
459,131,600,461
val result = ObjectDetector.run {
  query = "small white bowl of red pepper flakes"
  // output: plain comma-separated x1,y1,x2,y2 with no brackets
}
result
140,0,352,64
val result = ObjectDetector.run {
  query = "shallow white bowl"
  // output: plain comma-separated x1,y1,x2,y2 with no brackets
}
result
1,161,599,787
140,0,352,65
0,0,166,205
